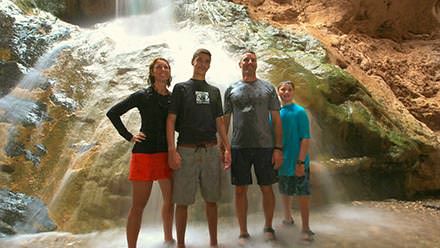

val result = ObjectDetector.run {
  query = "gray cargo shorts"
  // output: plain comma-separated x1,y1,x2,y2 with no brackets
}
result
172,146,222,205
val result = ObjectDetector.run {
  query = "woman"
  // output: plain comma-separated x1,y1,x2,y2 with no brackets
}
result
106,58,174,247
276,80,314,242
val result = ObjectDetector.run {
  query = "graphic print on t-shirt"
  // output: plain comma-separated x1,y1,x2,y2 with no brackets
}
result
195,91,210,104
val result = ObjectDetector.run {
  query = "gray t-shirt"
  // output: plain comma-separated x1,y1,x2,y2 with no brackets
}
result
224,79,281,148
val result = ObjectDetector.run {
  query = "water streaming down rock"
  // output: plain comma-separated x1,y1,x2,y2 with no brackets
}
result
0,43,71,126
115,0,173,19
0,0,439,246
42,1,244,232
0,189,57,237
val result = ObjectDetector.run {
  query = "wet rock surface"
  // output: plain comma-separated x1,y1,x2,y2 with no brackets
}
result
0,0,438,235
0,0,73,68
24,144,48,167
0,61,25,97
49,92,78,112
232,0,440,197
4,128,25,157
0,200,439,247
232,0,440,135
0,189,57,237
0,164,15,174
0,96,50,126
15,0,116,25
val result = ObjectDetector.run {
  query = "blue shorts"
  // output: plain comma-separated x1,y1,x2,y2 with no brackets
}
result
231,148,278,186
278,169,310,196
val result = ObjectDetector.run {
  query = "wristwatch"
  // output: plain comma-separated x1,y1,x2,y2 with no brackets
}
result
297,160,305,165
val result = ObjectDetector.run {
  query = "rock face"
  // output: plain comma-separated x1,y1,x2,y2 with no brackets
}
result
231,0,440,134
61,0,115,24
0,61,24,97
232,0,440,196
1,0,439,234
0,189,57,237
0,0,73,105
236,0,440,39
15,0,115,25
1,1,72,67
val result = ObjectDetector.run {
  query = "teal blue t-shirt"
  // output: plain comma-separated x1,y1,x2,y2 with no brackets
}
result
278,103,311,176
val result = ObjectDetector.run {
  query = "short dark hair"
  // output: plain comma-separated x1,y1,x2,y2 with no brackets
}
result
148,57,172,86
191,48,211,64
241,49,256,56
240,50,256,62
277,80,295,90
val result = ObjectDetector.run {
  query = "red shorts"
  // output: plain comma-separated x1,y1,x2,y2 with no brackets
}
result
129,153,171,181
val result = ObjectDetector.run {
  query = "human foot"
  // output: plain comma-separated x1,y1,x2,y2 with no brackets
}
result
238,233,250,246
282,219,295,226
164,239,175,247
263,227,276,241
300,229,314,243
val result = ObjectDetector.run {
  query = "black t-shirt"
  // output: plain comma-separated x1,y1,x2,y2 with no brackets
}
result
169,79,223,145
106,86,170,154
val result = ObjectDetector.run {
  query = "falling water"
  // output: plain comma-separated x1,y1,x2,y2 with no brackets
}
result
2,0,440,247
115,0,173,18
0,43,69,125
47,0,240,226
18,44,70,90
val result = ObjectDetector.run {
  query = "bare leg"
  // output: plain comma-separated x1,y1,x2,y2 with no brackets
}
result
298,196,310,232
260,185,275,229
205,201,218,247
235,186,249,236
127,181,153,248
175,204,188,248
281,194,294,222
159,179,174,242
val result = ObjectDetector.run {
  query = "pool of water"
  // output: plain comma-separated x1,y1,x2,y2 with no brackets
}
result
1,200,439,248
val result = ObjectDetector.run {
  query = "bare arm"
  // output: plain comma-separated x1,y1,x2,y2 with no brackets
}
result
298,138,310,162
271,110,283,169
295,138,310,177
295,110,312,176
166,113,181,169
216,116,231,169
271,110,283,147
166,113,177,151
216,116,230,151
223,113,231,136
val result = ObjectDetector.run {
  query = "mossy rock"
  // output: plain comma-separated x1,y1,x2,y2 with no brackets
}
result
265,56,420,165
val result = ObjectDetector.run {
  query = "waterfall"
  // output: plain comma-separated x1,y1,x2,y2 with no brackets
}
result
18,44,70,90
3,0,374,240
3,0,439,247
115,0,173,18
46,0,241,229
0,43,69,125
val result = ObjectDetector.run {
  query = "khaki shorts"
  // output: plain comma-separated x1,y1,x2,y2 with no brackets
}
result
172,146,222,205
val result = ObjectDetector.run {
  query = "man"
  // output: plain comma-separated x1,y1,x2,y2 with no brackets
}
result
167,48,231,248
224,50,283,245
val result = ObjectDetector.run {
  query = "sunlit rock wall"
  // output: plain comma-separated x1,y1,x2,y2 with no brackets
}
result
1,0,439,234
